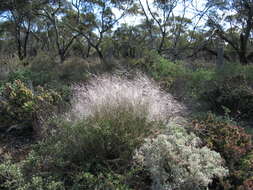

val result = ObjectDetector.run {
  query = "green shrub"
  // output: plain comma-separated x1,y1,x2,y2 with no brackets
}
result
71,171,133,190
214,63,253,84
6,67,57,88
27,53,59,86
200,75,253,119
58,57,100,82
0,80,61,134
0,157,134,190
129,51,216,99
147,56,188,90
29,53,57,72
128,49,161,70
7,69,32,84
187,68,215,97
37,106,158,172
0,160,65,190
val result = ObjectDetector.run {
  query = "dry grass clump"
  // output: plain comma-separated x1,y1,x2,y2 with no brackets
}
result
68,74,185,123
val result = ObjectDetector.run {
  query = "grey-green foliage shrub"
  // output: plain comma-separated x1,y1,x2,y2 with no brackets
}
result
133,124,228,190
28,53,59,86
45,109,157,170
29,52,57,72
58,57,102,82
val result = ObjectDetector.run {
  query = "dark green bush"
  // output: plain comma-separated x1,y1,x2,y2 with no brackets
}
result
200,75,253,119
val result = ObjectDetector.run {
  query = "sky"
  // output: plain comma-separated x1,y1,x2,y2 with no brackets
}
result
114,0,208,27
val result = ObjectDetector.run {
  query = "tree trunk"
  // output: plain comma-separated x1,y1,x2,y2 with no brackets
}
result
86,45,91,58
59,49,66,63
239,34,249,65
239,52,248,65
95,46,113,70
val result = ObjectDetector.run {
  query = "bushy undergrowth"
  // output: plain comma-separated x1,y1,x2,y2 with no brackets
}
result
200,74,253,119
134,50,253,119
0,119,228,190
0,74,229,190
0,76,165,189
193,113,253,190
130,50,215,99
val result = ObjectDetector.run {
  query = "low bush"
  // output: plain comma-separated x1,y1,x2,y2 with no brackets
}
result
29,52,57,73
0,160,65,190
128,50,161,70
6,68,32,84
58,57,103,83
193,113,253,189
134,123,228,190
0,80,61,134
43,110,157,171
200,75,253,119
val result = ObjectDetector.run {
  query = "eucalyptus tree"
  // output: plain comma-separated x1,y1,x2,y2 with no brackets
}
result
0,0,47,60
137,0,193,57
38,0,80,62
70,0,136,65
112,23,148,58
205,0,253,64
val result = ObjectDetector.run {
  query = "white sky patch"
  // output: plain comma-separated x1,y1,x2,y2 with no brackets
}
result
113,0,208,28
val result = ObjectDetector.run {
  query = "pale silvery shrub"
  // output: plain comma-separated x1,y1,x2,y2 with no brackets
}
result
133,124,228,190
69,74,185,122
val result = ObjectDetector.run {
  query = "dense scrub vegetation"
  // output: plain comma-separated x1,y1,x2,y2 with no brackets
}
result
1,0,253,190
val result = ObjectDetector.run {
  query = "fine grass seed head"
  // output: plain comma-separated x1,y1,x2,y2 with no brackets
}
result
69,74,185,123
